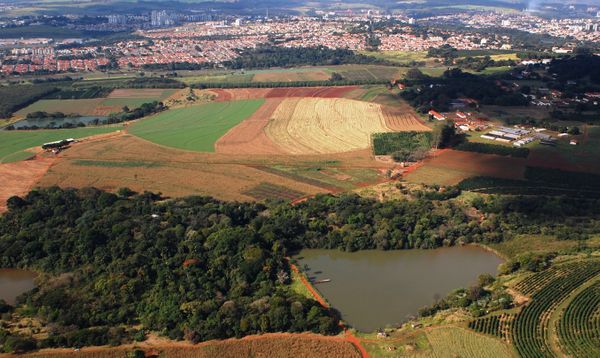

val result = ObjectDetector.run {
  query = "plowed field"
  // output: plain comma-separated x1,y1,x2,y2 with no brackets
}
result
215,98,284,155
212,86,358,101
383,105,431,132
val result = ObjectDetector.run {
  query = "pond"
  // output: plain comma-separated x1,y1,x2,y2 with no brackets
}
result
0,269,37,305
4,116,108,130
295,246,503,332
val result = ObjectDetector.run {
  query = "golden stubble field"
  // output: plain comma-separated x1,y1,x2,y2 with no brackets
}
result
265,98,391,154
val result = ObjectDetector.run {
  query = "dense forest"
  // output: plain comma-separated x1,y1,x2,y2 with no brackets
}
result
1,187,599,352
226,46,390,69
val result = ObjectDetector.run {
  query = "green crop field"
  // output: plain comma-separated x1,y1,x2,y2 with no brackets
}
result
99,98,158,109
129,99,264,152
0,126,123,163
15,99,105,117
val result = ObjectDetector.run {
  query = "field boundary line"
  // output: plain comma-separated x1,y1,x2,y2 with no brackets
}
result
288,260,370,358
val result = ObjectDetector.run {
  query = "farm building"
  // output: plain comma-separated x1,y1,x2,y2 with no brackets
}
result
428,110,446,121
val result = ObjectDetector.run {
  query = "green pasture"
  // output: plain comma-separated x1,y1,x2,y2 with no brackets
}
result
15,99,104,117
129,99,264,152
0,126,123,163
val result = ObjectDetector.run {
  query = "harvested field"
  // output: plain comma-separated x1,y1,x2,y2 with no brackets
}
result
215,98,284,155
266,86,357,98
129,100,264,152
15,98,104,117
264,98,390,154
405,149,526,186
30,333,360,358
252,70,330,82
0,158,55,213
382,105,431,132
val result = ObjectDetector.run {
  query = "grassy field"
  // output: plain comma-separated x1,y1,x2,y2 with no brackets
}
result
489,234,600,259
359,51,428,65
0,126,123,163
423,326,516,358
359,326,515,357
15,99,105,117
181,73,254,85
405,150,526,186
129,100,264,152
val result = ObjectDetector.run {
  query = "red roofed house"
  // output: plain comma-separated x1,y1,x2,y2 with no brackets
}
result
428,110,446,121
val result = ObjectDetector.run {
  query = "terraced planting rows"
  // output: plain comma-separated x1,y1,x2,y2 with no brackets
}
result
423,326,515,358
382,106,431,132
557,281,600,357
468,313,514,342
511,260,600,357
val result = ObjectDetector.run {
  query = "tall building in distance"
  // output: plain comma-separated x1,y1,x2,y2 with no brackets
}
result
151,10,174,27
107,14,127,25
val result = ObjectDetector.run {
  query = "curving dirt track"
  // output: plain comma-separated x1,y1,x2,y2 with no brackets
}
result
0,157,55,213
382,105,431,132
215,98,285,154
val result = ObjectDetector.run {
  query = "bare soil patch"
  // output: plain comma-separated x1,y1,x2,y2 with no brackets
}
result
0,157,55,213
215,98,285,155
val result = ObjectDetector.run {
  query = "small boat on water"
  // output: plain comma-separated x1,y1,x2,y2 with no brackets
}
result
314,279,331,284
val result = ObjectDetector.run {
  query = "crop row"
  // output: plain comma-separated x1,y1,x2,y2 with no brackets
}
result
243,182,305,201
513,263,581,296
512,260,600,358
468,313,514,342
557,281,600,357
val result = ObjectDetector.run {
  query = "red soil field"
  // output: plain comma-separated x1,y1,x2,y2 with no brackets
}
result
382,105,431,132
212,86,358,101
0,157,55,213
212,88,272,101
215,98,285,155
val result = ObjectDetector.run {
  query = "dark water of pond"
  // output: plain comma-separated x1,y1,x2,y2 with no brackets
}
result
4,116,108,130
296,246,503,332
0,269,37,305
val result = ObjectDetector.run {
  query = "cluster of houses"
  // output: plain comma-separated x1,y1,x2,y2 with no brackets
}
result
428,109,491,132
480,126,577,147
428,107,580,148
